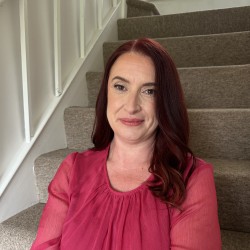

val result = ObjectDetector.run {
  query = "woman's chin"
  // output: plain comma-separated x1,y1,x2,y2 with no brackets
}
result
114,132,154,145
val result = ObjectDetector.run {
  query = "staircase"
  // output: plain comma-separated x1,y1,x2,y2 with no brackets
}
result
0,3,250,250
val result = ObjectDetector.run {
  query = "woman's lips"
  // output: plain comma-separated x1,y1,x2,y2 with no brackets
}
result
120,118,144,126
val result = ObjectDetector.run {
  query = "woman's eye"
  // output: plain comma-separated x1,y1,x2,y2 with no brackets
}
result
143,89,156,96
114,84,126,91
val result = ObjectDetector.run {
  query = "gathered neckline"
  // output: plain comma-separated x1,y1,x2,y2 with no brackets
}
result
103,145,154,197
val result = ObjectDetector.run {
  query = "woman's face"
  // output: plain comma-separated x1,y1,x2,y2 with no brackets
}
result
107,52,158,144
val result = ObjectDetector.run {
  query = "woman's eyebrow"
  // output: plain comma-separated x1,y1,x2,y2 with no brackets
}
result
142,82,157,87
111,76,156,86
111,76,129,83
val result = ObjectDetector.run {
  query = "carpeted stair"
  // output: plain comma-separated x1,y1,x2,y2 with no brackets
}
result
118,5,250,39
1,3,249,250
126,0,160,17
104,31,250,67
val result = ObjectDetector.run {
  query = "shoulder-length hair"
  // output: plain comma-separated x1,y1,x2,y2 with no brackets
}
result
92,38,195,207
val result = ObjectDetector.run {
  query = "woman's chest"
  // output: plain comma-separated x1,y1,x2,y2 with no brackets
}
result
61,187,171,250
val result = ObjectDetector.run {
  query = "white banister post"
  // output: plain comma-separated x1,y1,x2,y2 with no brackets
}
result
97,0,103,29
80,0,85,58
19,0,32,142
54,0,62,96
121,0,127,18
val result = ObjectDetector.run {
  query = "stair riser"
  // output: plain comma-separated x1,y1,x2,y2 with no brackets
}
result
86,72,102,108
35,162,58,203
87,65,250,109
215,173,250,232
180,65,250,108
209,158,250,233
126,0,160,18
64,107,94,151
118,6,250,40
221,230,250,250
189,110,250,160
103,32,250,68
34,149,75,203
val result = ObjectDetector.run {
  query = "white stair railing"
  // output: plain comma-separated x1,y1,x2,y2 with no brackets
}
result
19,0,32,142
54,0,62,97
20,0,124,143
0,0,125,197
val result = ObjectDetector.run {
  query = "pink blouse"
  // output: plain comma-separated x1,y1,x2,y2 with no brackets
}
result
31,146,221,250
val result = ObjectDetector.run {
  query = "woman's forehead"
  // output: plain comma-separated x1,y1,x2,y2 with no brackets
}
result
109,52,155,79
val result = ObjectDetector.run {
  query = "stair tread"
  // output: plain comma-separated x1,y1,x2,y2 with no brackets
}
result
209,158,250,176
0,203,44,250
103,31,250,67
35,148,75,163
118,6,250,40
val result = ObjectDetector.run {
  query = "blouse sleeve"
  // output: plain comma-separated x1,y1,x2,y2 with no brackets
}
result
170,162,221,250
31,152,78,250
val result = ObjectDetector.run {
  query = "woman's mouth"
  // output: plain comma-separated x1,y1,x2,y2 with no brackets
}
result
120,118,144,126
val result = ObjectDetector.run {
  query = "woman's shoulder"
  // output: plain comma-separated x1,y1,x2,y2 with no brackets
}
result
193,157,213,174
184,155,215,190
69,146,109,176
55,146,108,179
52,147,109,191
75,146,109,163
170,157,221,249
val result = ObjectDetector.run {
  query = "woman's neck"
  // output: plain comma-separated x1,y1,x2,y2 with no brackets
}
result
108,137,154,171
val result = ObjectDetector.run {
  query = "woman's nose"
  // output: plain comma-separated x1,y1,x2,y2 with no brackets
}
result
124,92,141,114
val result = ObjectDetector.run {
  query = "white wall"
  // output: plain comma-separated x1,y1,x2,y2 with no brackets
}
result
0,0,125,222
149,0,250,14
0,0,24,179
61,0,80,85
27,0,54,133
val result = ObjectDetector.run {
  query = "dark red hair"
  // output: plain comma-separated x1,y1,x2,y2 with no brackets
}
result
92,38,195,206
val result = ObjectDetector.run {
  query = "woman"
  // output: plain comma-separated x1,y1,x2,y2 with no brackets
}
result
31,38,221,249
